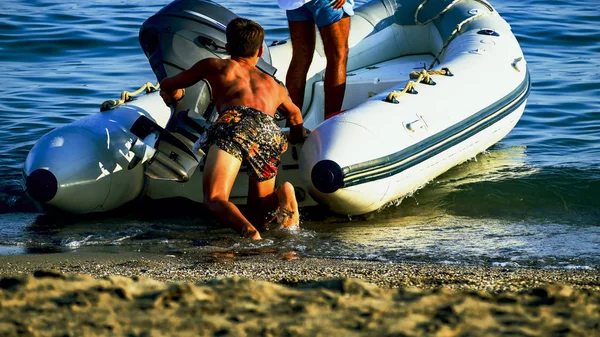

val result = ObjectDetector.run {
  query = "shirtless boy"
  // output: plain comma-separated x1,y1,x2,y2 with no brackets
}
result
160,18,306,240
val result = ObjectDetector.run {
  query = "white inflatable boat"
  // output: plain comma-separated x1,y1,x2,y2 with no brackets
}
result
23,0,529,215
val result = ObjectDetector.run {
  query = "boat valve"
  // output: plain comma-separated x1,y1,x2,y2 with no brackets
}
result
477,28,499,37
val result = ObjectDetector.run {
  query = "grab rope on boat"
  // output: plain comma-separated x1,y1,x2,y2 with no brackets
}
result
414,0,495,69
384,68,453,104
384,0,496,104
100,82,160,112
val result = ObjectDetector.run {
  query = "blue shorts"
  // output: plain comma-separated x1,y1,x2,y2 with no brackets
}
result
286,0,354,28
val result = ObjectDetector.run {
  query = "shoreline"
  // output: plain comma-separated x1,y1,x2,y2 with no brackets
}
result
0,248,598,292
1,249,599,336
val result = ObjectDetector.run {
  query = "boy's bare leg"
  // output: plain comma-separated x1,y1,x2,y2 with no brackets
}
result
246,176,277,228
319,15,350,119
247,179,299,229
203,145,261,240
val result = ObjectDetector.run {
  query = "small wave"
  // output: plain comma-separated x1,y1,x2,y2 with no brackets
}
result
62,235,93,249
110,235,133,245
560,265,594,270
490,261,521,268
431,165,600,225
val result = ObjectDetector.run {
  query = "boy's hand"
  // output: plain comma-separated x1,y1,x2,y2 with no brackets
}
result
159,88,185,107
330,0,346,9
289,124,310,144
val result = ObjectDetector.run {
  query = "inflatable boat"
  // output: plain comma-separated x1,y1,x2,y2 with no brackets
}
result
22,0,529,215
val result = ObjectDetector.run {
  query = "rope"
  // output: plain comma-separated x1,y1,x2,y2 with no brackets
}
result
414,0,494,25
385,0,498,104
385,81,418,104
409,69,434,84
414,0,462,26
409,68,452,79
100,81,160,111
384,68,452,104
414,0,495,69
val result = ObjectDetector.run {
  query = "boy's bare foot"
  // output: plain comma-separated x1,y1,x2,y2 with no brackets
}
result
275,182,300,228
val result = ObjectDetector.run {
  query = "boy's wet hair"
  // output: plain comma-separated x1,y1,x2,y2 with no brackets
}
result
226,18,265,58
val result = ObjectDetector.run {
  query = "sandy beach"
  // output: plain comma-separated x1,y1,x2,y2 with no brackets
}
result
1,249,599,336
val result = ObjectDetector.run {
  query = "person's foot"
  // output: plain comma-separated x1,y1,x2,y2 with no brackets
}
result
275,182,299,228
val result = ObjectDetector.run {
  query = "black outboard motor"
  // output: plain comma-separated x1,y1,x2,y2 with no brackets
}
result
132,0,277,182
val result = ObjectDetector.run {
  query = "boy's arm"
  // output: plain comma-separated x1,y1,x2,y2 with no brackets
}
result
278,86,307,144
159,59,213,101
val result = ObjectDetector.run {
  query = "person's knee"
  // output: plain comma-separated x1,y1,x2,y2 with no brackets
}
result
203,195,227,212
336,43,350,59
289,52,314,73
291,43,314,57
289,60,312,76
324,43,349,63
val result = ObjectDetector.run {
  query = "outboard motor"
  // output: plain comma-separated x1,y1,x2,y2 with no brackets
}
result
132,0,276,182
21,0,280,214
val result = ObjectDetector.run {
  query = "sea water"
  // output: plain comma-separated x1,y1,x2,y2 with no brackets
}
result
0,0,598,269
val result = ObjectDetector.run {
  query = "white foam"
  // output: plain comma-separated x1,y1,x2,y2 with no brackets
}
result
63,235,93,249
491,261,521,267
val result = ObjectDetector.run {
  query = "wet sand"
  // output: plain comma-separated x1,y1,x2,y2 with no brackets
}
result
1,249,599,336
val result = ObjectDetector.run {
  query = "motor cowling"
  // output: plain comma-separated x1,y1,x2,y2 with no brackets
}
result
139,0,273,127
135,0,278,183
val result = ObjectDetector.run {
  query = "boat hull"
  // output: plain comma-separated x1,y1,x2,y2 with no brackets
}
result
22,0,530,215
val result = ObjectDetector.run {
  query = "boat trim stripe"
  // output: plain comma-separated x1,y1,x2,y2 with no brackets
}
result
342,70,531,187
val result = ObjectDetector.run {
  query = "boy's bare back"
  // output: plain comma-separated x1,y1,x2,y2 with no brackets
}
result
168,57,288,117
161,54,303,132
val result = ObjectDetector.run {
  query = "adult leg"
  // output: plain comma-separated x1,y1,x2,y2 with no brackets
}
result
203,145,261,240
286,20,316,111
247,177,299,229
319,15,350,119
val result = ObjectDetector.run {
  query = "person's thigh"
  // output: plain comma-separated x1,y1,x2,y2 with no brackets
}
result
288,20,316,58
202,145,242,201
307,0,353,28
286,5,314,22
318,14,350,55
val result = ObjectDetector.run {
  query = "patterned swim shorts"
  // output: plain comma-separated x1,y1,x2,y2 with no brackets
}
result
199,106,288,182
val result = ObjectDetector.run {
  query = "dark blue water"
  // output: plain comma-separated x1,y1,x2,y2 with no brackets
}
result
0,0,599,269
